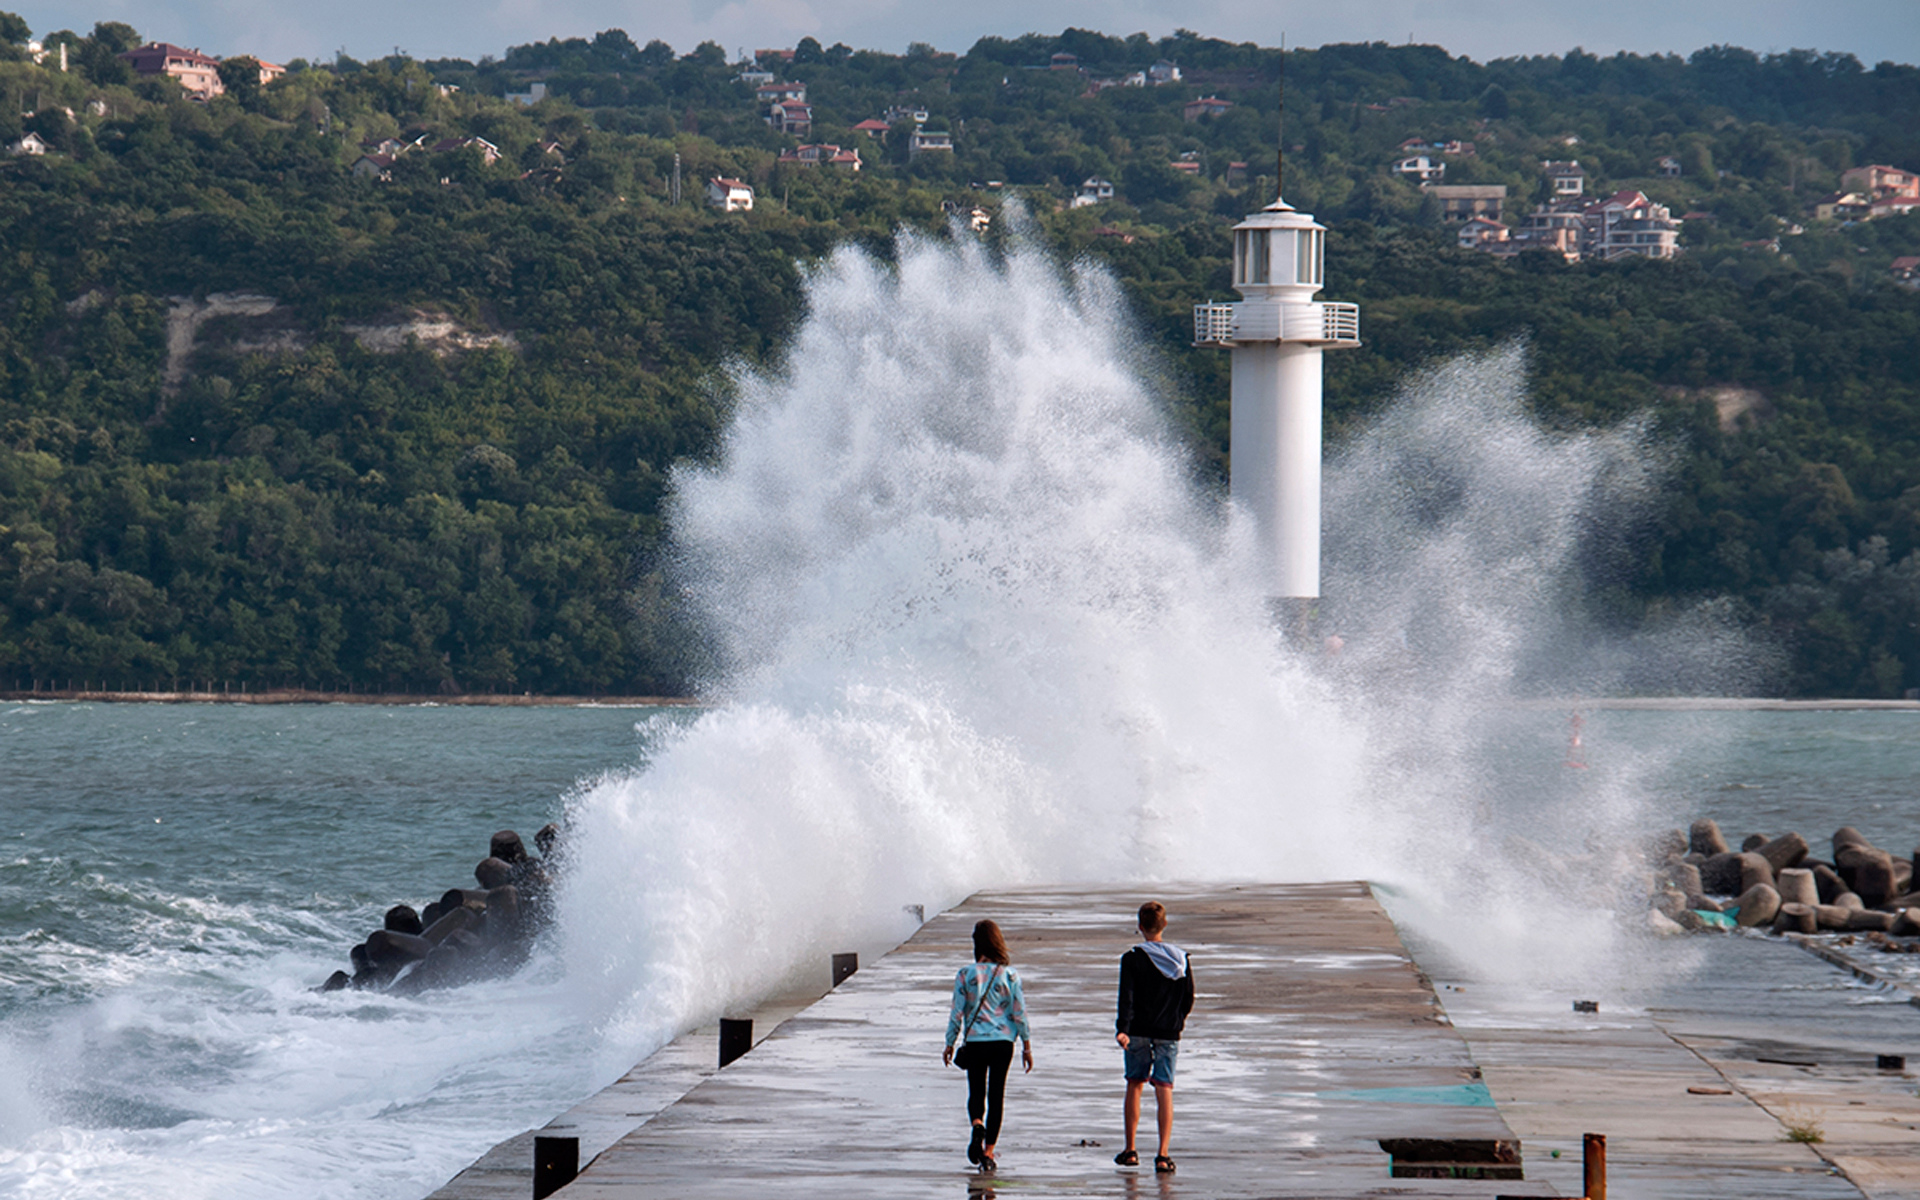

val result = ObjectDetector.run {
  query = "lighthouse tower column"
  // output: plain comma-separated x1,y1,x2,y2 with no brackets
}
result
1195,201,1360,600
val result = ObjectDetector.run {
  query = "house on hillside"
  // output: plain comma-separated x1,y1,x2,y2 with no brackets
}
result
1393,154,1444,183
909,129,953,157
118,42,224,99
852,118,892,141
1502,209,1586,261
707,177,754,211
1585,189,1681,259
756,81,807,105
1049,52,1079,71
1182,96,1232,122
351,152,396,181
1891,256,1920,288
1439,139,1475,157
1543,160,1586,197
1428,184,1506,222
1813,192,1872,221
777,143,862,169
1147,60,1181,84
8,132,50,156
1842,165,1919,200
884,105,929,126
506,82,548,106
430,137,501,165
362,136,409,157
1457,216,1509,250
1072,177,1114,207
767,101,813,136
1656,155,1682,177
1873,195,1920,219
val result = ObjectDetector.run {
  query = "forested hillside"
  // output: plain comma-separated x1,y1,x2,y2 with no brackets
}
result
2,20,1918,695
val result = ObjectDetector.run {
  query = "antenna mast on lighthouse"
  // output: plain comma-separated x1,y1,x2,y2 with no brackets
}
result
1194,36,1361,603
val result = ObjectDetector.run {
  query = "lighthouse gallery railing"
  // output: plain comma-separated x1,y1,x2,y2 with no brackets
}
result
1192,301,1360,347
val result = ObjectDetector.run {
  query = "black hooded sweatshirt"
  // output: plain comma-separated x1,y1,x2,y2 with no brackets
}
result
1115,943,1195,1041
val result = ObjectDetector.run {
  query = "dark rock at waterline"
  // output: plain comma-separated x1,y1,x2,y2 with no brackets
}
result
1834,826,1872,859
1758,833,1810,874
1690,819,1730,857
319,970,352,992
1852,850,1898,908
1664,859,1705,898
1837,891,1866,911
1812,864,1847,904
1815,904,1853,930
490,830,530,864
1773,903,1817,935
535,822,560,856
365,929,435,967
384,905,423,935
1737,852,1774,894
1741,833,1770,853
1895,910,1920,937
1699,852,1744,895
441,888,490,912
1733,883,1782,927
423,904,478,945
1846,909,1899,932
475,856,514,889
350,943,371,973
1897,859,1915,896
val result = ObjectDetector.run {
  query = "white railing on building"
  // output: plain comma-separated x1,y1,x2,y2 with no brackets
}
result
1193,302,1236,346
1195,301,1360,347
1320,302,1360,345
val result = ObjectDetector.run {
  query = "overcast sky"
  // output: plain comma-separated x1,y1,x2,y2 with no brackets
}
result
13,0,1918,69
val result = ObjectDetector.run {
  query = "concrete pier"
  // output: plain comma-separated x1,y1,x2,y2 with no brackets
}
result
509,882,1554,1198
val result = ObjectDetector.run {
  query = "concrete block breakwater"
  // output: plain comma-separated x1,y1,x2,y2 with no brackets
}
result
1649,818,1920,938
320,827,559,995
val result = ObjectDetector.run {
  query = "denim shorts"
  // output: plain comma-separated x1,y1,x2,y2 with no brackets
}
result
1123,1037,1178,1086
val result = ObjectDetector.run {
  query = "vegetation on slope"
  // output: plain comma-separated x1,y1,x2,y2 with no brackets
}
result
1,19,1917,694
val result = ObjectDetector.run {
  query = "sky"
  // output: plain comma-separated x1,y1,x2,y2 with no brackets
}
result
12,0,1919,69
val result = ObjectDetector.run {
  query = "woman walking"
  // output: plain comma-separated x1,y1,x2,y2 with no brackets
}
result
941,919,1033,1172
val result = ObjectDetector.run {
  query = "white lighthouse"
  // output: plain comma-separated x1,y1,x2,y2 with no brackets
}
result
1195,200,1360,599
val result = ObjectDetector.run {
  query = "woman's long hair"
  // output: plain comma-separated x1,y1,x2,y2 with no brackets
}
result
972,919,1011,965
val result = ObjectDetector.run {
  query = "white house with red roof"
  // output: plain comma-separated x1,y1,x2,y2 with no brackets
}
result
1182,96,1232,122
429,137,501,165
1456,215,1508,250
707,177,754,211
777,143,862,169
755,81,807,104
767,101,813,136
1584,189,1681,259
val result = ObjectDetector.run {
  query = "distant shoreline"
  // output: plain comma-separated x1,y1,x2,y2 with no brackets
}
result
0,688,700,708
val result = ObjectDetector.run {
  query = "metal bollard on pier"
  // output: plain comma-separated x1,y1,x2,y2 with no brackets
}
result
718,1017,752,1068
531,1135,578,1200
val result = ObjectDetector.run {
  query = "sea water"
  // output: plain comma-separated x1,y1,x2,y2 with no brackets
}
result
3,704,1918,1198
5,229,1916,1198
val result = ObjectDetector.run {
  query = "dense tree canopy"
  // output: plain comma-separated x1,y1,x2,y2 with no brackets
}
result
1,16,1917,695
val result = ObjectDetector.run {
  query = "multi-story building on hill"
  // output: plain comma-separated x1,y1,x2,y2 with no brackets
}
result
119,43,225,99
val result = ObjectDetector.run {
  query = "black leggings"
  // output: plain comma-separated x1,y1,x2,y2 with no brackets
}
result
965,1040,1015,1144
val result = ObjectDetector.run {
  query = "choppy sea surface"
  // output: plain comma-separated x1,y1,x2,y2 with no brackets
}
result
1,702,1917,1199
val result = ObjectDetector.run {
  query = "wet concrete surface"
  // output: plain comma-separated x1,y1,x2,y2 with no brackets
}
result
550,882,1558,1198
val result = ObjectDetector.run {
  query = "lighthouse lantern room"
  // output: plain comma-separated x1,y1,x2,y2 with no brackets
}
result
1195,199,1360,599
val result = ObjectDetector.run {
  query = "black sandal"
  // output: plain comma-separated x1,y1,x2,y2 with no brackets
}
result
980,1153,998,1173
1113,1149,1138,1166
968,1124,985,1165
1154,1155,1176,1174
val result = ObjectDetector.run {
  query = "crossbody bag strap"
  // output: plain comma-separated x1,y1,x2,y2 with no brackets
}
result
959,964,1002,1043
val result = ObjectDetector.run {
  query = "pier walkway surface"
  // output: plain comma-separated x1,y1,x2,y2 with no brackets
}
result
431,881,1894,1199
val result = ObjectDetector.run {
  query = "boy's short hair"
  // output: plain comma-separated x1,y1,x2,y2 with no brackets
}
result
1137,901,1167,935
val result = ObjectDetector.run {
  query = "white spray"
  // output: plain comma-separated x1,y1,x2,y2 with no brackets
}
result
556,231,1701,1056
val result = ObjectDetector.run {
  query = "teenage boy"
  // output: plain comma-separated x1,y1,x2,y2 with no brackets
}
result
1113,900,1194,1174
